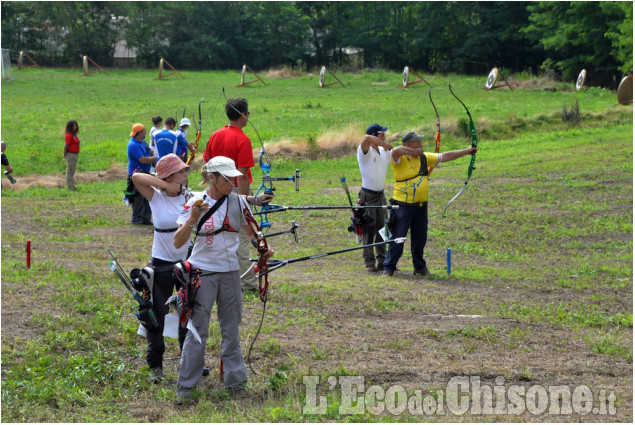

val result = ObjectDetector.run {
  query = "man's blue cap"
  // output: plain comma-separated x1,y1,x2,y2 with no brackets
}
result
366,123,389,135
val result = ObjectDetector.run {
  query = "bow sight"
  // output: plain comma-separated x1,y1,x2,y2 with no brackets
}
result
260,168,302,192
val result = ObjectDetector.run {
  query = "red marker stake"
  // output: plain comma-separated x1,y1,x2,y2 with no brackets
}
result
26,239,31,269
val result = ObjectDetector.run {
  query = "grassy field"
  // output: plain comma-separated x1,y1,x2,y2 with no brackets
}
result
1,68,633,422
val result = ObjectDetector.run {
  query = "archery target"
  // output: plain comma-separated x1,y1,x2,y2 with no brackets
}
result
485,67,498,90
402,66,409,87
617,74,633,104
319,66,326,87
159,58,164,79
576,69,586,90
241,64,246,86
82,56,88,75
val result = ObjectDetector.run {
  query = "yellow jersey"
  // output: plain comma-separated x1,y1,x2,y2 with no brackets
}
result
391,153,440,204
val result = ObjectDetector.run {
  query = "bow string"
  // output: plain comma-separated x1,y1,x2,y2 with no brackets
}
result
427,86,441,176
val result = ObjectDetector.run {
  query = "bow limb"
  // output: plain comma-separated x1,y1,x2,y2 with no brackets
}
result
242,206,270,302
428,86,441,176
242,205,271,374
443,84,478,216
186,97,205,166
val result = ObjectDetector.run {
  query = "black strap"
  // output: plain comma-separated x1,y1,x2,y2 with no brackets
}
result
154,227,178,233
395,154,428,182
185,195,228,260
195,195,227,234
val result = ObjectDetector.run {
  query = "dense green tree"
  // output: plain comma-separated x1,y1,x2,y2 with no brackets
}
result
601,1,633,74
524,1,624,86
2,1,631,86
122,2,177,68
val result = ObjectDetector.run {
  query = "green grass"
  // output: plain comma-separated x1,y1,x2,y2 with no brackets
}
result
1,68,633,422
1,68,627,175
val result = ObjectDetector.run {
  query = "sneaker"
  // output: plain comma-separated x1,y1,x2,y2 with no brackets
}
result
227,387,246,396
175,387,194,404
366,265,378,273
413,266,431,277
381,269,394,277
202,367,210,377
150,367,163,383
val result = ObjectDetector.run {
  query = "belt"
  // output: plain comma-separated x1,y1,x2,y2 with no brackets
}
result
154,227,178,233
361,187,384,195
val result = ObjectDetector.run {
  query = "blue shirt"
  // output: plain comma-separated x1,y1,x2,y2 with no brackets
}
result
127,137,152,175
154,129,188,161
176,128,189,157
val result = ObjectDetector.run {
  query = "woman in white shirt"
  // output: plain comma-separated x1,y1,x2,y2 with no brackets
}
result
173,156,273,399
132,153,190,382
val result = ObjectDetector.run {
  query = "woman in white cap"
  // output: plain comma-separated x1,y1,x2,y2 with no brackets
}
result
173,156,273,400
132,153,191,382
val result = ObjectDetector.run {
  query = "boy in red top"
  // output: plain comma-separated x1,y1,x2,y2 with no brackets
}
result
202,97,259,292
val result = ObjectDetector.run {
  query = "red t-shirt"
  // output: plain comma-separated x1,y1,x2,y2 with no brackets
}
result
203,125,254,183
65,133,80,153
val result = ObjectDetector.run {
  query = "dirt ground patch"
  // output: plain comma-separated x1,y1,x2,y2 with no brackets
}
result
1,174,632,421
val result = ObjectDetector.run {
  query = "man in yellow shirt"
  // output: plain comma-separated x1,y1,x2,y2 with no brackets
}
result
382,132,477,277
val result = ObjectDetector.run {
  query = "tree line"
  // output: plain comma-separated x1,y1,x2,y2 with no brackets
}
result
1,1,632,87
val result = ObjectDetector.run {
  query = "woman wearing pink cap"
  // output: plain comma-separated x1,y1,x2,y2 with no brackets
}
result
132,153,192,383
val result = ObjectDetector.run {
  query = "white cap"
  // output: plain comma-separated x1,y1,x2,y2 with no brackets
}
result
205,156,243,177
180,118,191,127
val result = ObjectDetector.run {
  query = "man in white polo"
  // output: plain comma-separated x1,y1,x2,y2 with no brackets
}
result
357,123,393,272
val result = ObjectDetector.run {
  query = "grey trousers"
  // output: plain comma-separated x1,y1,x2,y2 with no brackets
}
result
177,270,247,390
65,152,78,189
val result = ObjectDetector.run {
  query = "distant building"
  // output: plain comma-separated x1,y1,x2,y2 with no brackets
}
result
113,39,136,67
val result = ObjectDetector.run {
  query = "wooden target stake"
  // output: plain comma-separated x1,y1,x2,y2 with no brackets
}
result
319,66,344,88
399,66,429,88
237,63,266,87
485,67,512,90
17,50,41,70
80,55,109,77
154,57,185,80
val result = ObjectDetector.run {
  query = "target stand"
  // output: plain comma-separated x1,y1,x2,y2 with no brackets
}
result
80,55,109,77
154,57,185,80
399,66,429,88
319,66,344,88
17,50,41,70
617,73,633,105
485,67,513,90
237,63,266,87
575,69,587,91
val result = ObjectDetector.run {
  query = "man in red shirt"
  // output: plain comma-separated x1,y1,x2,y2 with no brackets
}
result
202,97,259,292
203,98,254,196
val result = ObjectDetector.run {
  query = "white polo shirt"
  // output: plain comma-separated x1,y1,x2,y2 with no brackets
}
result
357,144,391,192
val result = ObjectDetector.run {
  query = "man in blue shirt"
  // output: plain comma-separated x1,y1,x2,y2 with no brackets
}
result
154,117,196,162
127,123,156,224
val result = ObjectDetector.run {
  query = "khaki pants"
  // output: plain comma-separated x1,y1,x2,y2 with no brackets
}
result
65,152,78,189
